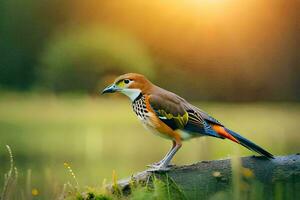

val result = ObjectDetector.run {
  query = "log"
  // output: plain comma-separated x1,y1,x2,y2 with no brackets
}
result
107,154,300,200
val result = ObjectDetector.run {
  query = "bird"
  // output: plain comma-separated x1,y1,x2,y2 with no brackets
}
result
101,73,274,170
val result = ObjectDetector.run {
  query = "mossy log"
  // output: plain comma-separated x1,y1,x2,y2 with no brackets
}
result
107,154,300,200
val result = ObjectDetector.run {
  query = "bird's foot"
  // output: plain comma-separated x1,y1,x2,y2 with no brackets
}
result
146,162,162,168
146,166,171,172
146,163,175,172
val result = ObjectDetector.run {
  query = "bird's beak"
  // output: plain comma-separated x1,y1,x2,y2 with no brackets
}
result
101,84,119,94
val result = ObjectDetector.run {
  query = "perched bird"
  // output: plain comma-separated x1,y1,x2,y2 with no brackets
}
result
102,73,273,170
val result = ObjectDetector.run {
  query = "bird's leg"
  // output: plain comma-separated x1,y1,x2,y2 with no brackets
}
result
147,141,176,168
148,141,182,171
157,142,181,169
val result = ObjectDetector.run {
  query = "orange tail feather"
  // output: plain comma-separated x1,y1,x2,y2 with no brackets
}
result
212,125,239,144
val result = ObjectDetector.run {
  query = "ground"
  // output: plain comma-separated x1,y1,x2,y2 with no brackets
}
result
0,93,299,199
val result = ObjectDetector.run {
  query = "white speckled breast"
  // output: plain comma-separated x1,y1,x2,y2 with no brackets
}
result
132,95,150,123
132,94,173,139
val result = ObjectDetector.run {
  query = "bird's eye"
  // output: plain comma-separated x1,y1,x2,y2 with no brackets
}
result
124,79,130,84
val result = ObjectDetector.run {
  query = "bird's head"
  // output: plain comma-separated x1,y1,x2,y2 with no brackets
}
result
101,73,152,101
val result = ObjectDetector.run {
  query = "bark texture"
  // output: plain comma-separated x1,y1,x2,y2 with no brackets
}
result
107,154,300,200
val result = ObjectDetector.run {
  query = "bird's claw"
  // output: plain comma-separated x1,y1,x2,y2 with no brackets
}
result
146,162,161,168
146,163,175,172
146,166,171,172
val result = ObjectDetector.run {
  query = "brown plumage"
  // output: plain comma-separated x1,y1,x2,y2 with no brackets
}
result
102,73,274,170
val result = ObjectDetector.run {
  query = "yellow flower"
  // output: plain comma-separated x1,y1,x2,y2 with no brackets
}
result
32,188,39,196
242,168,254,178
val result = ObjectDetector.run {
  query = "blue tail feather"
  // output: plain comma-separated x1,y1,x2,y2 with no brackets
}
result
224,128,274,159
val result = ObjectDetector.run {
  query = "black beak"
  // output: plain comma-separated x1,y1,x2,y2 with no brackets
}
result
101,84,118,94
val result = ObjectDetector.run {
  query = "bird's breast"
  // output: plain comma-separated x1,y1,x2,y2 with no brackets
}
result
132,95,152,124
131,94,184,141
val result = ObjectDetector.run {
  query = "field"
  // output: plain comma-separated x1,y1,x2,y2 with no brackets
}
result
0,93,299,199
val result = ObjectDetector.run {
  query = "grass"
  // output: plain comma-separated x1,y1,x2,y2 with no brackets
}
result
0,142,299,200
0,146,186,200
0,93,299,199
1,145,18,200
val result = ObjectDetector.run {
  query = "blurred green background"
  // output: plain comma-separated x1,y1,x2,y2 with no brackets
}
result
0,0,299,199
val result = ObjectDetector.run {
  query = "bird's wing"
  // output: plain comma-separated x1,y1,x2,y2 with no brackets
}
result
189,105,223,126
182,103,224,138
148,91,223,138
149,94,189,130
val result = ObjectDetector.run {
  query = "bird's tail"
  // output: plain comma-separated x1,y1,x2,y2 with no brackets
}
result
212,125,274,159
